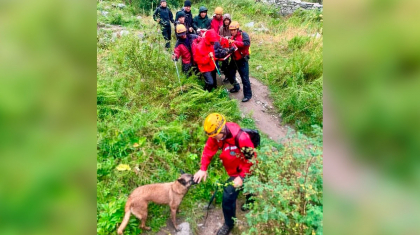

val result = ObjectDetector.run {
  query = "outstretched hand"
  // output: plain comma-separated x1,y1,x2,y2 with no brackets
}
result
233,176,243,188
193,170,208,183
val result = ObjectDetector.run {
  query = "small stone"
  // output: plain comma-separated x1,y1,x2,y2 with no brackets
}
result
101,11,109,17
176,222,192,235
120,30,129,36
256,65,262,70
245,22,255,28
117,3,126,9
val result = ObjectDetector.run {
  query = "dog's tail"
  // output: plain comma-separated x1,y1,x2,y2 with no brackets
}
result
117,200,132,235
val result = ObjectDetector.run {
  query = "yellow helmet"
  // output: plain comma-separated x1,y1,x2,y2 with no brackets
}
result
214,7,223,15
229,21,240,30
176,24,187,34
203,113,226,137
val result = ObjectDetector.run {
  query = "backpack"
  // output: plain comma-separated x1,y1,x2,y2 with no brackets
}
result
235,128,260,149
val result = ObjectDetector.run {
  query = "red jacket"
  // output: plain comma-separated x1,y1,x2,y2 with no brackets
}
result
174,43,191,64
200,122,256,178
193,30,219,72
210,16,223,34
231,30,250,60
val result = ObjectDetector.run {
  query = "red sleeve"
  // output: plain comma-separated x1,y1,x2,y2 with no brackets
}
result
200,137,219,171
237,132,255,178
234,32,250,49
234,39,244,48
174,45,181,59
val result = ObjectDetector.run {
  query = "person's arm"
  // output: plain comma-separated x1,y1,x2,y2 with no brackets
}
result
153,8,159,22
200,137,219,171
206,19,211,29
170,10,175,24
173,45,181,60
233,32,250,48
192,17,198,31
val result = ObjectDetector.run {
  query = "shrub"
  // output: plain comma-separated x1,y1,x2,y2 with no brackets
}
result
243,127,323,235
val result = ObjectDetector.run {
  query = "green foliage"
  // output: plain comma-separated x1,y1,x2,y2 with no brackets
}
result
288,36,311,51
243,127,323,235
202,0,279,19
128,0,181,15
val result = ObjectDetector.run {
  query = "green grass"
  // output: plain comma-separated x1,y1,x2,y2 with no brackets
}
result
97,0,323,234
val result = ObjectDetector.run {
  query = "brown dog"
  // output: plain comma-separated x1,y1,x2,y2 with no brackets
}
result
117,173,195,234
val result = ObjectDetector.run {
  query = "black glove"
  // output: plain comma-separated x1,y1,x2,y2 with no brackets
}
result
241,147,255,159
228,47,235,54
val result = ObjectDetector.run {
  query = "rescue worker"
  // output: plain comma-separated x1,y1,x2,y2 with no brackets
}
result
193,6,211,34
175,0,194,34
193,29,219,91
153,0,174,49
210,7,224,33
226,21,253,102
194,113,257,235
172,24,198,76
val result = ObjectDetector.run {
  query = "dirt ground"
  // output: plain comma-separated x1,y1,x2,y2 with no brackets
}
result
220,74,291,143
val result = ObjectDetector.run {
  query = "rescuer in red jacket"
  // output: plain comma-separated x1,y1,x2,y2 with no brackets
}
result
172,24,198,77
210,7,224,33
193,29,219,91
226,21,253,102
194,113,257,235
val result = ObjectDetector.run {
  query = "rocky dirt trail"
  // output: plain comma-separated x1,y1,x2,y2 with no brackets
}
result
220,74,292,143
152,74,293,235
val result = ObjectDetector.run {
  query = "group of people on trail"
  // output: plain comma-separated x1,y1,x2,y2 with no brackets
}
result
153,0,253,102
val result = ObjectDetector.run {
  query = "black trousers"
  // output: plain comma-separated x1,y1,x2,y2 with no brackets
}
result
202,70,217,91
221,58,229,74
161,25,171,48
182,63,192,77
227,58,252,99
222,177,254,228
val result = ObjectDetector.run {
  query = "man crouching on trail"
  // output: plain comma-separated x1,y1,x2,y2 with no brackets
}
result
194,113,257,235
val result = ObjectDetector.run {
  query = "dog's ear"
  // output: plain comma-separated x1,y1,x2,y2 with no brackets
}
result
179,169,185,175
177,177,187,186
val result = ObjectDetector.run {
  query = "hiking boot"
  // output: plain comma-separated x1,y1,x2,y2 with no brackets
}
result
216,224,233,235
242,97,251,102
229,88,240,93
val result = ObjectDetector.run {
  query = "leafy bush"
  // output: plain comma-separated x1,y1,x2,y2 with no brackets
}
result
243,127,323,235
